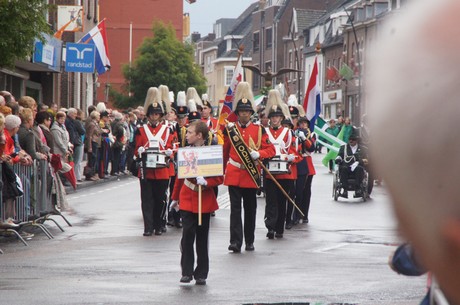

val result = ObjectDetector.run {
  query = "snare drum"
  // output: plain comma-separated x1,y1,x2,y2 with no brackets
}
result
143,149,168,169
266,157,290,174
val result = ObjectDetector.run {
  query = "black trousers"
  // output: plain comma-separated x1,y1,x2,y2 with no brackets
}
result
285,175,300,225
294,175,313,221
167,176,181,224
265,179,293,234
180,211,211,279
229,186,257,248
339,165,364,189
140,179,168,232
111,146,122,175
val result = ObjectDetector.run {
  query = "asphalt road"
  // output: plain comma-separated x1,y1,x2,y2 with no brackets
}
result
0,153,426,305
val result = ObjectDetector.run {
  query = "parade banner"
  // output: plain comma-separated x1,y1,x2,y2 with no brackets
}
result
177,146,223,179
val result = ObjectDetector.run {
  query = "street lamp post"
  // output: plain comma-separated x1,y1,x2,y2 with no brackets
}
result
342,5,362,124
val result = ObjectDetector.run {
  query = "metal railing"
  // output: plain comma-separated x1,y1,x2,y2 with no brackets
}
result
0,160,72,248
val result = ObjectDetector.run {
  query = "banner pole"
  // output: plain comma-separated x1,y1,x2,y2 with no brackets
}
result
198,185,202,226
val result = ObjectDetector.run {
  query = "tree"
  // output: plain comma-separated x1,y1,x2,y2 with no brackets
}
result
112,21,207,109
0,0,52,68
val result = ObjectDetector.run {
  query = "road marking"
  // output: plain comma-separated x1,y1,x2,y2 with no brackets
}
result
67,180,138,201
217,192,230,209
312,242,349,253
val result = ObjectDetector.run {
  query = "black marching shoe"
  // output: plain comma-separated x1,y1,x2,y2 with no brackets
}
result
245,243,255,251
285,222,293,230
275,233,283,238
143,231,153,236
195,278,206,285
228,243,241,253
266,230,275,239
180,275,193,283
154,230,163,236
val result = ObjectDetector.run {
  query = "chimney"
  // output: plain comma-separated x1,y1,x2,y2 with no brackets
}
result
207,33,216,41
191,32,201,42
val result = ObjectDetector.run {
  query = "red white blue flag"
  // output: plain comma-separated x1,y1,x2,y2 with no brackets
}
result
303,57,321,131
80,19,111,75
219,54,244,124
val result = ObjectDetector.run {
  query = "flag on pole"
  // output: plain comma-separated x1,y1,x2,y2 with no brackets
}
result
218,49,244,125
313,117,346,168
79,19,111,75
303,57,321,131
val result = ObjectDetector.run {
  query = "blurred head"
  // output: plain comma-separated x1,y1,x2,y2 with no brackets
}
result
186,121,208,146
55,111,66,124
67,108,77,119
5,114,21,136
369,1,460,302
19,108,34,127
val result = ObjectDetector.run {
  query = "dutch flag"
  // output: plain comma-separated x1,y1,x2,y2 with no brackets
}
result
80,19,111,75
303,57,322,131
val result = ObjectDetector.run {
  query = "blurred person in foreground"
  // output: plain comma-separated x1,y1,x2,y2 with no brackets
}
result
369,1,460,304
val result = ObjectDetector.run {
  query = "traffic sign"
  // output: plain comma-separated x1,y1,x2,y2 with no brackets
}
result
65,42,95,73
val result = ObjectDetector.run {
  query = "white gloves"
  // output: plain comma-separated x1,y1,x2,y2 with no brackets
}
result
170,200,179,212
287,154,296,162
250,151,260,160
137,146,145,155
196,176,207,186
297,131,307,141
227,122,235,129
165,148,173,157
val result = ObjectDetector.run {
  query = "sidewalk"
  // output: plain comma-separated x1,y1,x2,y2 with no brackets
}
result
64,160,134,194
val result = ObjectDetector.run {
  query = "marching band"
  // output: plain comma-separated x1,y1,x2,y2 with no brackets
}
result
134,82,316,284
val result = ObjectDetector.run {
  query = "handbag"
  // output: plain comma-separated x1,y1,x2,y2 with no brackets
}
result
2,162,24,198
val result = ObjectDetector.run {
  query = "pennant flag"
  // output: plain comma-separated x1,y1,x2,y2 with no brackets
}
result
303,57,321,131
218,52,243,125
326,66,340,82
79,19,111,75
339,63,354,81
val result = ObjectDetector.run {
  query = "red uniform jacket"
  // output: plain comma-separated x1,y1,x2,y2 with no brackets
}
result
134,121,175,180
223,122,276,188
171,176,223,213
304,136,316,176
201,117,218,131
265,126,299,180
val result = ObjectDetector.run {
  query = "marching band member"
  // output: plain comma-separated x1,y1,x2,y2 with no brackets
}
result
201,94,220,215
160,84,178,232
171,120,223,286
134,87,176,237
263,89,299,239
223,82,276,253
167,91,188,229
201,94,220,144
285,94,305,229
293,117,316,224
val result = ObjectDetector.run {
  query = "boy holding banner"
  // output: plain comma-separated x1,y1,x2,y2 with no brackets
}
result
171,121,223,286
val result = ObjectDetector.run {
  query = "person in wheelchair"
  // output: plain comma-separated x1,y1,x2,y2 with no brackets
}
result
335,129,368,198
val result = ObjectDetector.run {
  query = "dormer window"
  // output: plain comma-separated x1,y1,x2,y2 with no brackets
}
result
224,35,243,52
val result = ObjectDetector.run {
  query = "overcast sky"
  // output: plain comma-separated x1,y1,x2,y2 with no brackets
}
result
184,0,256,35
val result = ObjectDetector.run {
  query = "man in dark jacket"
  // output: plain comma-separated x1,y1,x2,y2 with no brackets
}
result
65,108,85,181
335,129,368,198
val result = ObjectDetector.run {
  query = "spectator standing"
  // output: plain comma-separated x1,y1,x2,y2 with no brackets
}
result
325,119,340,173
65,108,85,182
125,112,137,175
84,111,102,181
342,117,353,143
110,111,125,176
